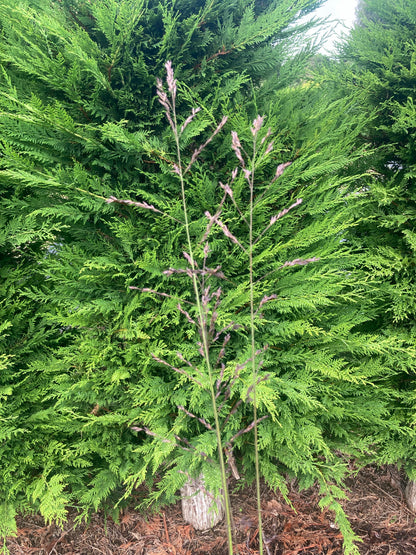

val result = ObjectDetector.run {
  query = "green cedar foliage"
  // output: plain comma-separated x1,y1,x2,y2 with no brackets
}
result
0,1,414,552
338,0,416,326
325,0,416,474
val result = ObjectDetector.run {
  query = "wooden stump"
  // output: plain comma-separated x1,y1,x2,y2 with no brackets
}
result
181,474,224,530
405,480,416,512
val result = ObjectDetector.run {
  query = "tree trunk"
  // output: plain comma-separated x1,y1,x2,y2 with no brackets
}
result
181,474,224,530
405,480,416,512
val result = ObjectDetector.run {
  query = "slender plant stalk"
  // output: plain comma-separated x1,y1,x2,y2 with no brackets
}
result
249,129,263,554
165,67,234,555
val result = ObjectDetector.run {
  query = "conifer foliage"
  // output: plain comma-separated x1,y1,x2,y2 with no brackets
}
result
341,0,416,326
0,1,415,553
332,0,416,470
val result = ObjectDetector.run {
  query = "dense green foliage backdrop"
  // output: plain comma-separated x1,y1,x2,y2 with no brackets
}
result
0,0,415,552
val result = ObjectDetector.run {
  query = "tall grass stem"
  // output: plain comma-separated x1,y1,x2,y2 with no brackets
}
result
168,72,234,555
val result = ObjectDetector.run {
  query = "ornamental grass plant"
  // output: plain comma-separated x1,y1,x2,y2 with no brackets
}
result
114,60,318,554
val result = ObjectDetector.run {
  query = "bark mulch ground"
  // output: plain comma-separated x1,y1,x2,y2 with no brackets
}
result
6,465,416,554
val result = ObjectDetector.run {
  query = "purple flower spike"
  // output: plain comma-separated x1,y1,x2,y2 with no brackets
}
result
271,161,292,183
243,168,251,180
279,257,320,269
265,140,274,155
259,294,278,310
261,127,273,145
165,60,177,98
182,251,193,266
219,181,234,198
185,116,228,173
203,242,211,259
270,198,302,226
206,211,246,251
105,195,164,215
251,115,264,137
231,131,245,167
180,107,201,134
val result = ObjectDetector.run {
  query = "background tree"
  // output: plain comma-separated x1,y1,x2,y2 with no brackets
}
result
324,0,416,474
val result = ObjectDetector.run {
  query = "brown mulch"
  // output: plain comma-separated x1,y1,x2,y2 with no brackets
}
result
6,466,416,555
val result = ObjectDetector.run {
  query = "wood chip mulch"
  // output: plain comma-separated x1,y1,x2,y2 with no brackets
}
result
6,466,416,554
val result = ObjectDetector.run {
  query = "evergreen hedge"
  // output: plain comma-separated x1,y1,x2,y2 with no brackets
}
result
0,1,415,552
325,0,416,471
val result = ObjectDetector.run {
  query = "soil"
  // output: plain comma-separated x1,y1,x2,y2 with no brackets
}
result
6,465,416,555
